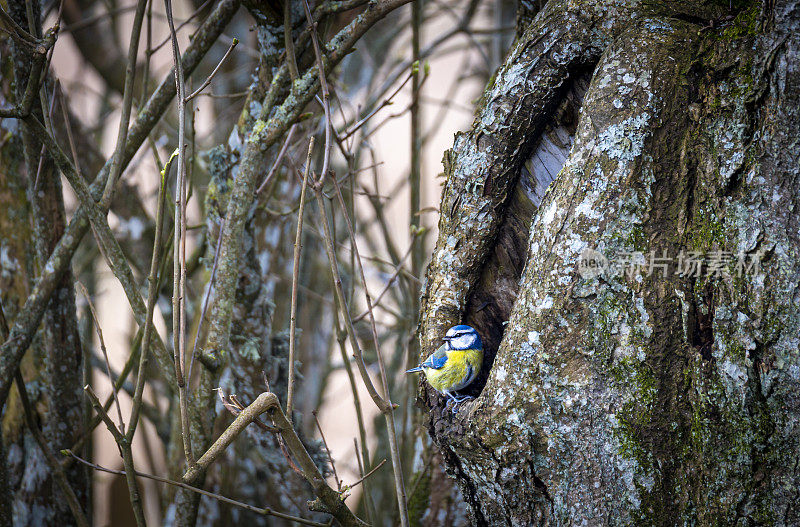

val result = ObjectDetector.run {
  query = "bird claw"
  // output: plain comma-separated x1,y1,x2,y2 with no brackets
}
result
445,395,475,414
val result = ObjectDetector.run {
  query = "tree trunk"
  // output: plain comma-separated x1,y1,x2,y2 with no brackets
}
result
164,10,331,524
4,2,88,524
418,0,800,524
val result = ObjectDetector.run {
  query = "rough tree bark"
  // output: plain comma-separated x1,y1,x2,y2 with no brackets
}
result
418,0,800,524
5,2,88,524
165,5,337,524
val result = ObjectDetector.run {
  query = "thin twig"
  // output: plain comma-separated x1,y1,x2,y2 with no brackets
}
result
64,450,328,526
85,384,147,526
284,0,299,80
0,5,38,45
101,0,147,206
36,1,64,132
33,79,60,191
349,458,387,490
165,0,194,466
184,37,238,102
183,392,367,526
142,0,154,105
286,137,314,420
350,438,373,525
76,281,126,435
312,410,342,492
312,191,387,411
302,0,333,186
352,240,415,323
363,147,415,300
410,0,425,307
148,0,213,55
57,84,81,172
338,329,375,525
256,124,297,195
354,0,480,137
217,389,280,433
84,384,122,439
201,90,248,99
61,4,137,33
127,148,174,440
328,176,409,526
69,327,142,454
188,216,225,386
18,31,52,117
339,69,414,140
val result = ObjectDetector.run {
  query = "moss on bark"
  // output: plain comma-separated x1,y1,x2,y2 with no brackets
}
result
418,0,800,524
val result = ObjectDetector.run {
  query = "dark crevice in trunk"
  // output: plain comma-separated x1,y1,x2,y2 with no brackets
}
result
436,435,490,527
735,337,777,523
532,474,553,505
689,283,715,361
460,72,591,399
667,12,712,26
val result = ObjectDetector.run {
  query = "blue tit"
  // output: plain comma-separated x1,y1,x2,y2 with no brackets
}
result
406,325,483,412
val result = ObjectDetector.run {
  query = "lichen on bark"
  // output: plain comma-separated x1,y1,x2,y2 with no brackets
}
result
418,0,800,524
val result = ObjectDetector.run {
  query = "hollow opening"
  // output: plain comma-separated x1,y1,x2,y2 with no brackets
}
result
461,73,591,398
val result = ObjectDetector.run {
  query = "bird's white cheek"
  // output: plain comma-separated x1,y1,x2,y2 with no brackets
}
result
452,335,470,349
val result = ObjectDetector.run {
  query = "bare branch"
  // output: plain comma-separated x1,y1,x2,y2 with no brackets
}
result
284,0,299,80
165,0,195,468
126,149,174,441
183,392,367,526
0,5,38,46
64,450,328,526
256,124,297,196
350,458,387,490
75,280,125,435
286,137,314,421
312,410,341,492
188,216,225,386
328,176,409,527
0,0,242,410
85,383,147,526
302,0,332,187
101,0,148,205
83,385,123,443
184,37,239,102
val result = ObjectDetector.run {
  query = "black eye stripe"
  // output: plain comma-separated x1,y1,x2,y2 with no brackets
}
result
447,329,474,337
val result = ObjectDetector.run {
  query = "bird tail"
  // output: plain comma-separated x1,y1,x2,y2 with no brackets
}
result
405,366,423,373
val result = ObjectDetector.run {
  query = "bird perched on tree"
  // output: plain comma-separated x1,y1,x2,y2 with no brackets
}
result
406,325,483,412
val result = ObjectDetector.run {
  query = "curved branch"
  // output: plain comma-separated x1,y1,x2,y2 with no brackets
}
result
183,392,368,527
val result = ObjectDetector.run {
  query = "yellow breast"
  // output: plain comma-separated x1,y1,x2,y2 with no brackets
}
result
424,348,483,393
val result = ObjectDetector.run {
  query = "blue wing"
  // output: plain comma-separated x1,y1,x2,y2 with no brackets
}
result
422,346,448,370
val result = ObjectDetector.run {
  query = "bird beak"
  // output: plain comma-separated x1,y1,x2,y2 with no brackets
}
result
442,336,452,341
405,366,423,373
